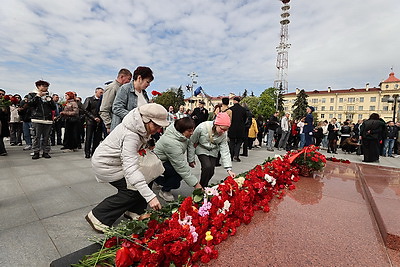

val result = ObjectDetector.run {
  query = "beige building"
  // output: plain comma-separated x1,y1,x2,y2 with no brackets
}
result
283,72,400,122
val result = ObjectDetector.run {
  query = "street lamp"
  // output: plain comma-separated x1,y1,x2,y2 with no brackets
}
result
387,94,400,122
187,72,198,110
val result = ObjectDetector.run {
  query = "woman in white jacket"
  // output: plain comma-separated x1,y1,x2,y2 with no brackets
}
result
86,103,169,233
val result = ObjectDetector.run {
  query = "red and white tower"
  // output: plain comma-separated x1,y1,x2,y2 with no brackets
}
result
274,0,291,93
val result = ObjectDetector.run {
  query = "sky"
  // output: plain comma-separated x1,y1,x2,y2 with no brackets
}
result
1,0,400,99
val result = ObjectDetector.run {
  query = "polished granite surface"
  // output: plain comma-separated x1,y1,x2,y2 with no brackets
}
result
208,162,400,266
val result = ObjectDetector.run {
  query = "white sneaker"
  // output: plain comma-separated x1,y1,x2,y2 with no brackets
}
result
159,190,175,202
23,145,32,150
85,211,109,233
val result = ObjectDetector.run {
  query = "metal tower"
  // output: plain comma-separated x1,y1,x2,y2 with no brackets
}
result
274,0,291,93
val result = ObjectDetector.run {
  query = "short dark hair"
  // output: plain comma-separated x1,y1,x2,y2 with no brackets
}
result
133,66,154,81
369,113,380,120
222,97,229,105
174,117,195,133
35,80,50,87
118,68,132,77
233,96,241,102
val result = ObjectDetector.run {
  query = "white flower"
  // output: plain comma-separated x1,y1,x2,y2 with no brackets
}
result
217,200,231,215
234,176,245,188
274,154,282,160
264,174,276,186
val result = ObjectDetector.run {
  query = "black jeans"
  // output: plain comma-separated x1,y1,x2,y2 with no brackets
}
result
92,178,147,226
198,154,217,187
51,120,63,145
154,161,183,192
84,122,103,156
229,138,244,159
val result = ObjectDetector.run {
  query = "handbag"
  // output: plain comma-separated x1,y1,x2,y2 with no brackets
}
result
138,147,165,184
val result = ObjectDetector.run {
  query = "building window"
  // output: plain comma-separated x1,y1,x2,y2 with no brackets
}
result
321,106,325,111
358,114,363,120
359,97,364,102
329,114,333,119
358,106,363,111
284,107,288,111
330,98,335,103
312,98,318,103
370,97,376,102
348,97,355,103
330,106,334,111
383,106,389,111
347,106,354,111
322,98,326,103
338,106,343,111
321,114,325,118
346,114,354,120
338,114,342,119
339,98,344,103
370,106,375,111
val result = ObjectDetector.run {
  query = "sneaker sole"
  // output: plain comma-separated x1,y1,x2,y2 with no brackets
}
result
85,214,105,234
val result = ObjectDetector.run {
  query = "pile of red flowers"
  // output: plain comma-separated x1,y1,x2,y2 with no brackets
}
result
326,157,350,164
81,148,326,267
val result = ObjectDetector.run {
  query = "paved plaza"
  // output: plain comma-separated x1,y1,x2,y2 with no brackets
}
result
0,142,400,266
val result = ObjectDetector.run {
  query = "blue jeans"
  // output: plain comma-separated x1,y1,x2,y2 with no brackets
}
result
267,129,275,149
299,133,305,149
23,121,32,146
383,139,395,156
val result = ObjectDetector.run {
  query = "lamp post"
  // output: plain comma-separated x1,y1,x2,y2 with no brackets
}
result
187,72,198,110
387,94,400,122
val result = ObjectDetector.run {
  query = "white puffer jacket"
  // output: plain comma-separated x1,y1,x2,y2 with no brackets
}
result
91,108,155,202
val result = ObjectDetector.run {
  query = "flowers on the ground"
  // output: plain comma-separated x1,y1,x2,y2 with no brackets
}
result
75,146,326,267
326,157,350,164
287,145,327,173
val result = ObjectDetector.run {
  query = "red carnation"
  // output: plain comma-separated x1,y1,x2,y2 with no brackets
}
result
115,247,134,267
151,90,162,96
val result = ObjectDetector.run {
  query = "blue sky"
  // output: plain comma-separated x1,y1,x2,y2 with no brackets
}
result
1,0,400,99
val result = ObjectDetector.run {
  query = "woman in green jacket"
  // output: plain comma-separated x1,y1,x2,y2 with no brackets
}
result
154,117,202,202
188,112,236,187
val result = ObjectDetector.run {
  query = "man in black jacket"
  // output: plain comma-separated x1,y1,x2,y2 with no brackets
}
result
83,87,104,158
228,96,247,162
191,100,208,127
28,80,56,159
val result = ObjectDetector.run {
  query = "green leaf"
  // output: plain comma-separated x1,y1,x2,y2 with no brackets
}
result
193,195,203,203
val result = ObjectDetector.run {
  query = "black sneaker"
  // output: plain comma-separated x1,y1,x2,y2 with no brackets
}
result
42,153,51,159
32,153,40,160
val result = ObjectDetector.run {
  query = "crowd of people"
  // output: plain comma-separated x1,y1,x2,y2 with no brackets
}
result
1,68,399,233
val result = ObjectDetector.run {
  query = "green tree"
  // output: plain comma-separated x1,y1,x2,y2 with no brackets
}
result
241,96,260,117
257,87,277,119
175,86,185,108
153,88,181,111
292,89,309,120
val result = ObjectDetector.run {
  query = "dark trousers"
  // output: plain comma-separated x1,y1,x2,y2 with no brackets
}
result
51,120,63,145
154,161,182,192
63,119,80,149
229,138,244,159
362,138,380,162
304,131,314,146
328,139,337,153
84,123,103,156
198,154,217,187
0,137,6,154
32,122,52,153
92,178,147,226
9,122,23,145
242,128,250,156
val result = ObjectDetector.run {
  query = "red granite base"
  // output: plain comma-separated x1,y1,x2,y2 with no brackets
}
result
205,162,400,266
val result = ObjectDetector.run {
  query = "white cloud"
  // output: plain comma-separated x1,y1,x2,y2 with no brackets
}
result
1,0,399,99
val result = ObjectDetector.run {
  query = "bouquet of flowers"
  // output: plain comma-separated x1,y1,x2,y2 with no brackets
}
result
0,94,12,109
287,145,326,176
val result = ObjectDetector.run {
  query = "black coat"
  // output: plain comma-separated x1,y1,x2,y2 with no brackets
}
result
83,95,101,125
228,103,247,139
191,107,208,126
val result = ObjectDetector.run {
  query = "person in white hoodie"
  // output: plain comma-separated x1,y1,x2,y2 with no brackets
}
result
86,103,169,233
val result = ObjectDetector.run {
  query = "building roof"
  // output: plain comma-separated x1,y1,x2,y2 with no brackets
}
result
284,87,381,96
383,72,400,83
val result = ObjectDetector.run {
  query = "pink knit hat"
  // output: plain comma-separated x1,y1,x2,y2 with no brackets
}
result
214,112,231,127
